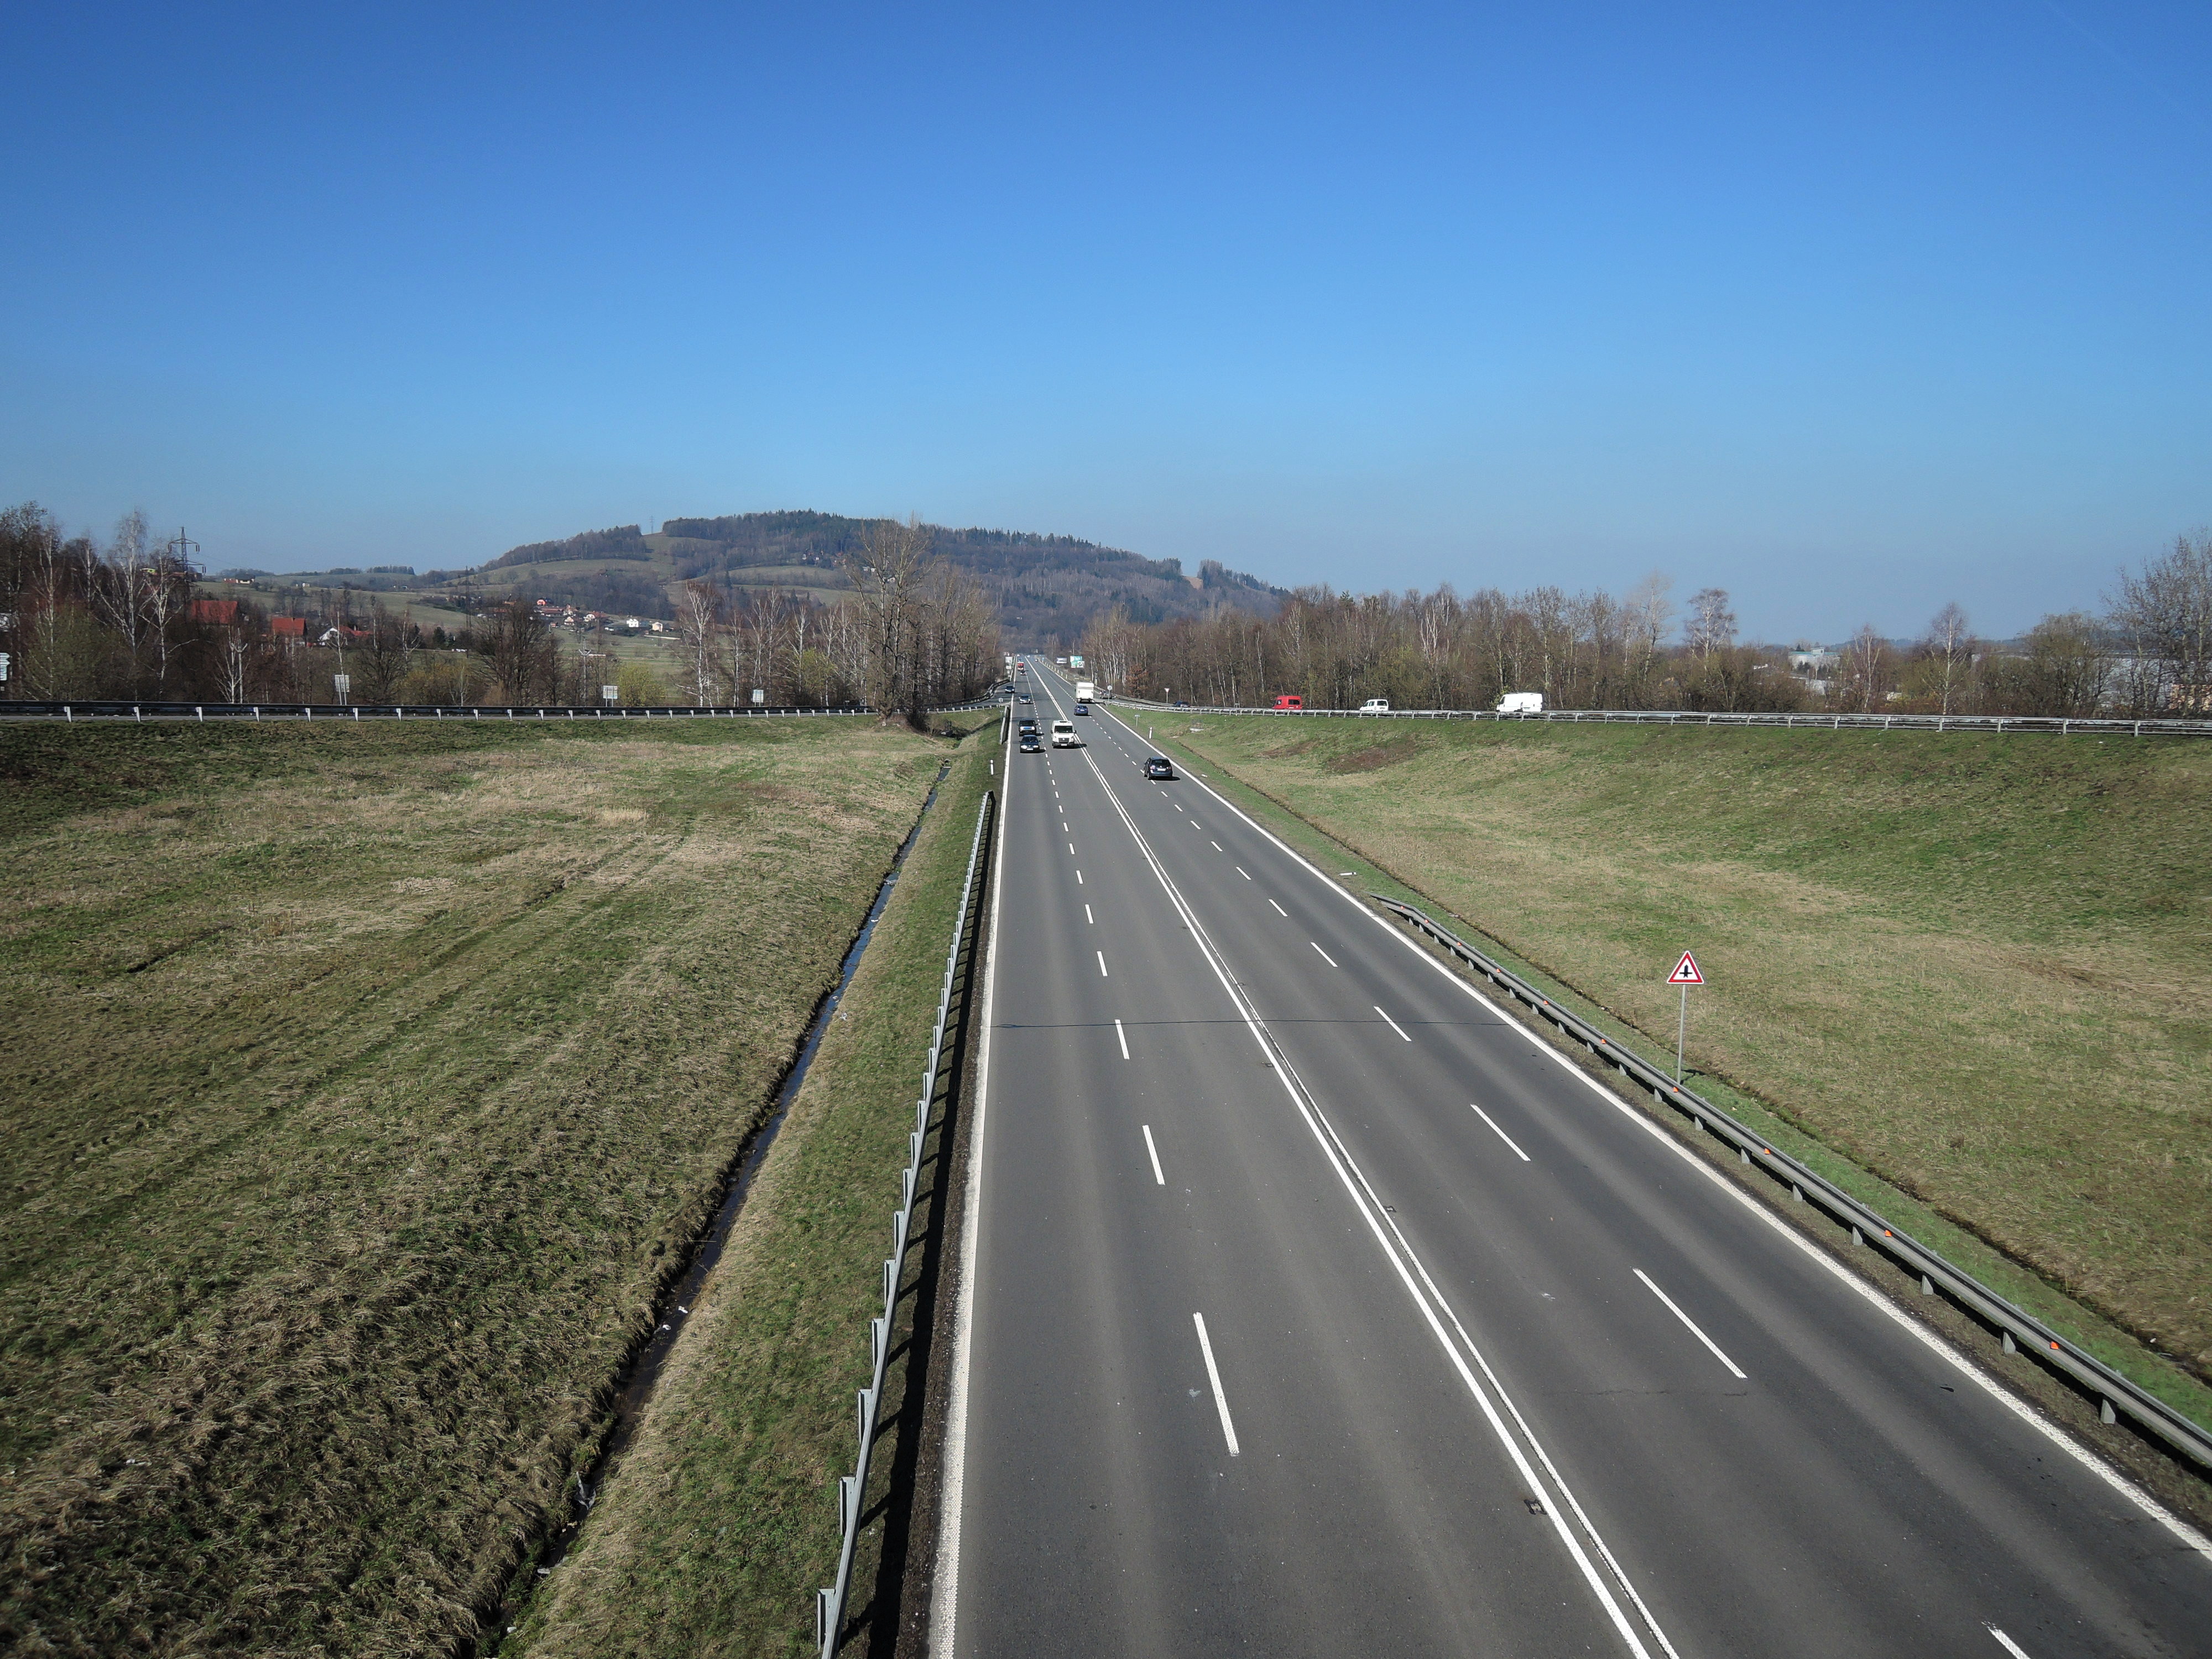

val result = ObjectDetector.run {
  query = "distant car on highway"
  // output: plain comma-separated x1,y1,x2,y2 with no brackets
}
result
1360,697,1390,713
1019,693,1032,703
1145,757,1176,779
1073,702,1089,715
1020,736,1043,753
1273,694,1303,710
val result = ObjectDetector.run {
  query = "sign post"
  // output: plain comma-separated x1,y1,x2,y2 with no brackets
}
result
1667,951,1704,1082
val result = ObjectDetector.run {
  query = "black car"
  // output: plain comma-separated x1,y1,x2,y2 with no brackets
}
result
1145,757,1176,779
1020,737,1044,753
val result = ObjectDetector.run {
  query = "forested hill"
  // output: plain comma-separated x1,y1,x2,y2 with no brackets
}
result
483,510,1283,643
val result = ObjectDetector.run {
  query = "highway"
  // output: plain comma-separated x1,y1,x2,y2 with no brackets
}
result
932,656,2212,1658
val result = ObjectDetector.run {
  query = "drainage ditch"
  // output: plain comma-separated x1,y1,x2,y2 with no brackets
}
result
486,759,952,1645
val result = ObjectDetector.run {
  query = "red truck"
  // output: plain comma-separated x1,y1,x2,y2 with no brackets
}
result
1273,694,1303,710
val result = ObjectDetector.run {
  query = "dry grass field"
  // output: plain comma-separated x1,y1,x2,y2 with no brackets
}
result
509,734,996,1659
0,716,957,1657
1166,717,2212,1390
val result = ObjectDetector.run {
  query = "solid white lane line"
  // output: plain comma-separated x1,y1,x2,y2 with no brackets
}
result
930,751,1007,1659
1155,732,2212,1562
1097,950,1110,978
1635,1270,1748,1379
1115,1018,1129,1058
1236,867,1250,879
1086,904,1094,924
1374,1005,1412,1041
1120,702,2212,1562
1073,738,1663,1659
1471,1102,1531,1161
1193,1313,1241,1456
1311,941,1338,967
1985,1626,2033,1658
1142,1124,1165,1185
1267,898,1287,916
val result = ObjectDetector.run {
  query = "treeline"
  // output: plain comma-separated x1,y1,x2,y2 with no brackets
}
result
674,518,1002,721
1083,535,2212,718
0,503,1000,714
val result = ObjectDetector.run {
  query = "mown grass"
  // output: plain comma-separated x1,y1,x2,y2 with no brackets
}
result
509,725,998,1659
1157,717,2212,1395
0,716,960,1657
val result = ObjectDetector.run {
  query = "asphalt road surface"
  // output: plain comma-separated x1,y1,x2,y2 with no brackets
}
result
934,658,2211,1658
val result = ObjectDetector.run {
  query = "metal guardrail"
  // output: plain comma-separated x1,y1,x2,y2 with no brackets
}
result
815,787,997,1657
1115,699,2212,738
0,700,869,721
1373,895,2212,1474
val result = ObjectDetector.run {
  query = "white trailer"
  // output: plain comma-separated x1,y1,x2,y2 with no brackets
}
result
1074,680,1096,702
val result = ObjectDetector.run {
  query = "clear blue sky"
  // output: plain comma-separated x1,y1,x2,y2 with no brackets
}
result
3,1,2206,640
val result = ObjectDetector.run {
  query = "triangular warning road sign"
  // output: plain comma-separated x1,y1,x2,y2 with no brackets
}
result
1668,951,1704,985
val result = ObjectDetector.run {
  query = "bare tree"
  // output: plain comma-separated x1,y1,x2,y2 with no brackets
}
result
141,528,199,692
93,509,150,684
841,517,935,724
1684,587,1736,660
674,580,724,705
354,599,415,702
2109,531,2212,714
1916,602,1974,716
486,598,557,701
1841,624,1894,711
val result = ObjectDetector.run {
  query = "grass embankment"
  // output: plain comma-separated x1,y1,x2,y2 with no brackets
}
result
511,724,999,1659
1157,717,2212,1412
0,716,961,1656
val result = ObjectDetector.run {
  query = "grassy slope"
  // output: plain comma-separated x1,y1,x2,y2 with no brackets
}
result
1160,717,2212,1387
0,717,954,1657
510,727,997,1659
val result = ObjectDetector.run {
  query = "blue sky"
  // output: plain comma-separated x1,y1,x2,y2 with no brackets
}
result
3,1,2206,640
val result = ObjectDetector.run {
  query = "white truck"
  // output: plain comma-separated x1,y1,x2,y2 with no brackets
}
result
1051,719,1080,747
1497,691,1545,714
1074,680,1096,702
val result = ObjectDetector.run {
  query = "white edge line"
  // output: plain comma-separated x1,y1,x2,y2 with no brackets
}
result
931,779,1004,1655
1105,700,2212,1562
1470,1101,1531,1161
1374,1004,1411,1041
1143,1124,1165,1185
1985,1626,2033,1658
1115,1017,1130,1059
1193,1311,1241,1455
1074,740,1657,1658
1635,1268,1749,1380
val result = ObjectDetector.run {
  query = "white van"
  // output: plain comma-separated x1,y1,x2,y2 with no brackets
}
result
1360,697,1390,713
1497,691,1544,714
1051,719,1080,747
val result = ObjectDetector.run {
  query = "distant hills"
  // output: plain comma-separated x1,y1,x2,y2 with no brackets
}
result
479,510,1284,643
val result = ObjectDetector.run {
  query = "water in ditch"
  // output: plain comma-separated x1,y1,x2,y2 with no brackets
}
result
517,760,951,1595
